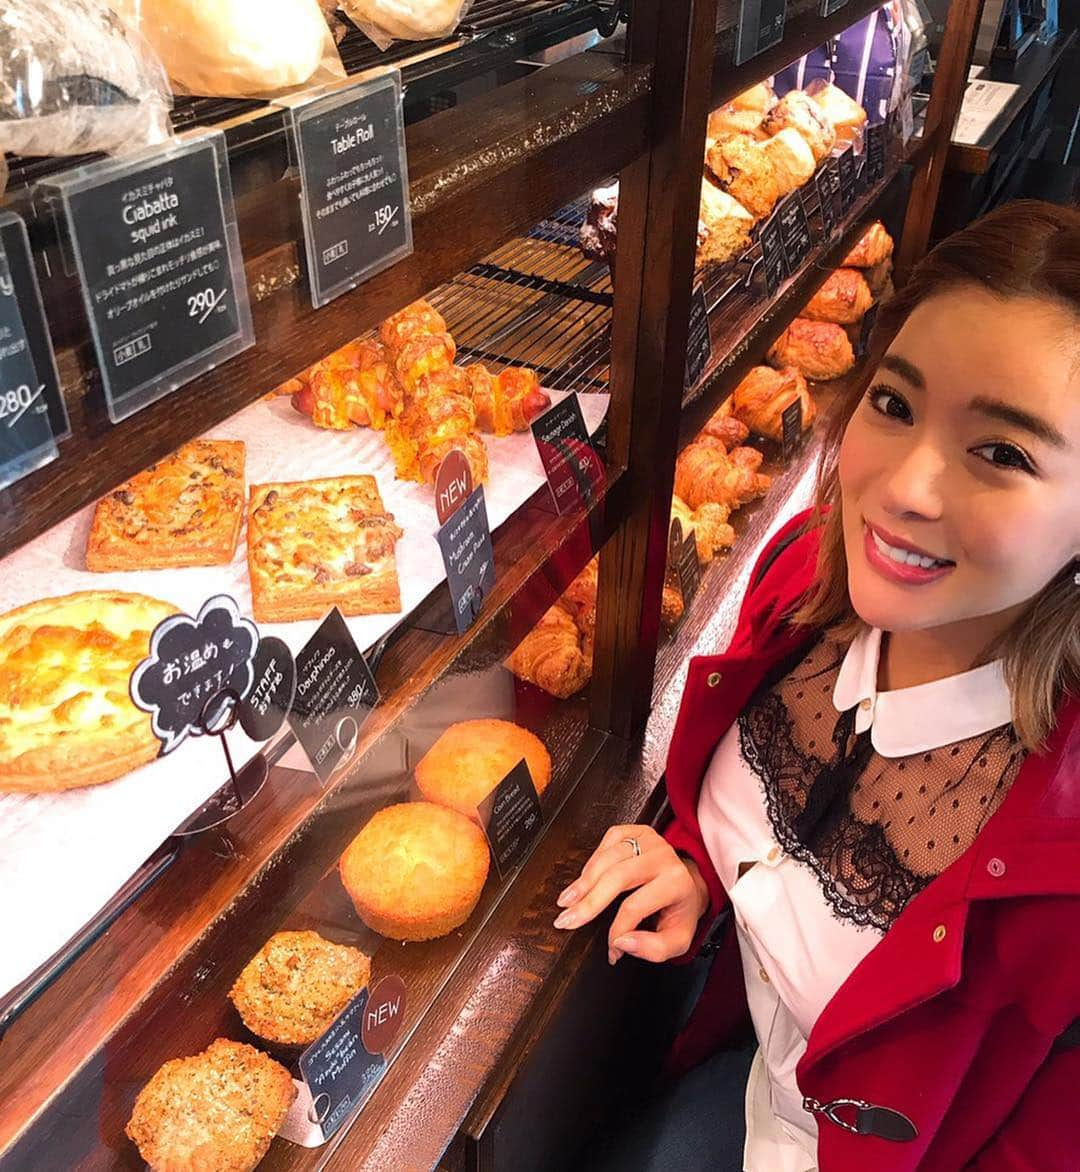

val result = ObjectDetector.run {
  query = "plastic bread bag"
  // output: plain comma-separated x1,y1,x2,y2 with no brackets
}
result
338,0,476,51
110,0,346,99
0,0,172,158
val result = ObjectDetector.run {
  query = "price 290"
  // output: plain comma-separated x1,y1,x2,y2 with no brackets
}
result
187,287,226,322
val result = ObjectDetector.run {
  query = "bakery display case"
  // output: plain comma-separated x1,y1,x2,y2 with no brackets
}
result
0,0,984,1168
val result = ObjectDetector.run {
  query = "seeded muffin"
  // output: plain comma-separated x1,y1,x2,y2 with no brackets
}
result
415,718,552,822
229,930,371,1046
340,802,490,941
126,1038,295,1172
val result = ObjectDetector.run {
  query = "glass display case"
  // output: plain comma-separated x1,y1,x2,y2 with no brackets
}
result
0,0,978,1167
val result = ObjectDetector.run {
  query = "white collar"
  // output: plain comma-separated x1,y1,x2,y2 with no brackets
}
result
832,627,1014,758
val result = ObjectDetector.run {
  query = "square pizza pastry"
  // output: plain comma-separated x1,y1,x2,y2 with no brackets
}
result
86,439,246,571
246,476,403,622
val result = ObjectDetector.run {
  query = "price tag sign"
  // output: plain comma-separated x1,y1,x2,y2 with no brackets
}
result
814,162,841,238
288,608,379,783
734,0,787,65
46,130,253,423
283,71,413,308
669,518,701,609
759,213,788,296
820,0,849,14
900,93,916,143
238,636,296,742
531,394,604,515
131,595,259,756
299,977,405,1141
837,144,857,214
684,282,712,390
478,758,543,879
436,484,495,635
865,121,887,184
777,193,814,274
781,398,803,460
0,213,64,490
857,302,880,358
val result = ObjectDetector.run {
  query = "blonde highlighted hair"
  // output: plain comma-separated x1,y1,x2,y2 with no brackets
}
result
794,200,1080,751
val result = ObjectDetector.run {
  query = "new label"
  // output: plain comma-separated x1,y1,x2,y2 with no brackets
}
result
285,72,413,308
734,0,787,65
0,212,65,490
777,192,814,274
47,130,253,422
288,608,379,783
684,282,713,390
436,484,495,635
477,758,543,879
531,394,604,516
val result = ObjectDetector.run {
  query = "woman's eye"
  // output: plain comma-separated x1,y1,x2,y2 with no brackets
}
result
971,442,1036,474
866,385,912,423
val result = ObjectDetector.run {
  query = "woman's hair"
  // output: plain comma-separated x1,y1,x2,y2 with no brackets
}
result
794,200,1080,751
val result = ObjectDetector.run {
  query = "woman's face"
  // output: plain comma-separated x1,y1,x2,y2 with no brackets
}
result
839,288,1080,640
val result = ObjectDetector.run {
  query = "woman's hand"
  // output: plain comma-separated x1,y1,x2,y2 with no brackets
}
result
553,825,711,965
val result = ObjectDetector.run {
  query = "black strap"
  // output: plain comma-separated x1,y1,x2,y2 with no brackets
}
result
750,520,811,593
1052,1017,1080,1053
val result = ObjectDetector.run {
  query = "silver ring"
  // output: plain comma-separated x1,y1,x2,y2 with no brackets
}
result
621,836,641,859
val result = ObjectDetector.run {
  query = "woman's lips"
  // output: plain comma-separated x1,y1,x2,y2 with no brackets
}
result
862,523,956,586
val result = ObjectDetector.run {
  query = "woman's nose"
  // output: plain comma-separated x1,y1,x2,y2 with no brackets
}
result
879,442,946,521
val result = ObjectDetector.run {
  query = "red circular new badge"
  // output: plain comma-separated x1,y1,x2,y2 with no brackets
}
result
361,975,407,1055
434,448,474,525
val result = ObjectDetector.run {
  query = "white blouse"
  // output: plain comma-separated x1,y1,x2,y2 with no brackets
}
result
697,626,1014,1172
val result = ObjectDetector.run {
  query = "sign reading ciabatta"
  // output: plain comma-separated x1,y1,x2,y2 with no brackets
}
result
288,608,379,784
477,759,543,879
531,394,604,516
0,211,67,490
45,129,253,423
279,70,413,308
436,483,495,635
131,595,259,756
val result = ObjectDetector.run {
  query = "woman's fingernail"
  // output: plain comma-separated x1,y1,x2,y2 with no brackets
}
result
613,936,636,953
554,910,579,929
556,885,578,907
608,948,622,966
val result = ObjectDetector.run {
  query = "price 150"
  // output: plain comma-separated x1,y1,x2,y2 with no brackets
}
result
370,204,398,235
1,383,45,427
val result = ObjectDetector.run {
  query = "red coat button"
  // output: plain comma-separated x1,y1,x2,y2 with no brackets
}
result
987,857,1006,878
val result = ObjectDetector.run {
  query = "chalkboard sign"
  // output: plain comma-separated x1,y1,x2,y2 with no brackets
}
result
0,213,63,490
684,283,712,389
837,144,857,213
777,193,814,274
820,0,849,14
669,518,701,609
130,594,259,756
238,636,296,742
858,302,880,358
477,758,543,879
781,398,803,460
759,213,788,297
288,608,379,783
531,394,603,515
734,0,787,65
814,162,841,239
47,130,253,422
436,484,495,635
283,71,413,308
865,121,887,184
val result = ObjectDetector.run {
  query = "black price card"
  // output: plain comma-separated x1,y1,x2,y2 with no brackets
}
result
865,121,887,184
477,759,543,879
814,162,841,239
837,144,857,214
777,193,813,274
130,595,259,756
781,398,803,460
820,0,849,14
238,636,297,742
669,518,701,609
858,302,880,358
0,212,64,490
734,0,787,65
288,608,379,783
284,71,413,308
759,213,788,297
47,130,253,423
436,484,495,635
531,394,604,516
684,282,712,390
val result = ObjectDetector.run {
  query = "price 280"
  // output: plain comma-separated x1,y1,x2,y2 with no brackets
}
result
0,383,44,425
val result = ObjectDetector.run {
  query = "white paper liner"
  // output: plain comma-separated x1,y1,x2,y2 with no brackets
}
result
0,388,608,999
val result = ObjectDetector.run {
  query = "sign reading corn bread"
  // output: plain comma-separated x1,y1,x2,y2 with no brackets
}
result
45,130,253,422
0,212,63,490
281,71,413,309
436,484,495,635
477,758,543,879
684,283,713,390
531,394,603,515
734,0,787,65
287,608,379,783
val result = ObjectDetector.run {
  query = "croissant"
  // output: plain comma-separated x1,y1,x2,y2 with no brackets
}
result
379,299,448,355
675,442,771,511
767,319,855,381
700,406,749,450
731,365,816,442
509,604,591,700
560,558,598,639
468,366,552,436
842,221,894,269
394,331,457,396
671,495,735,562
704,134,779,222
802,269,873,325
415,365,472,402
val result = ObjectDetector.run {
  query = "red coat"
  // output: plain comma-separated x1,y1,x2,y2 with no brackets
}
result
663,509,1080,1170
